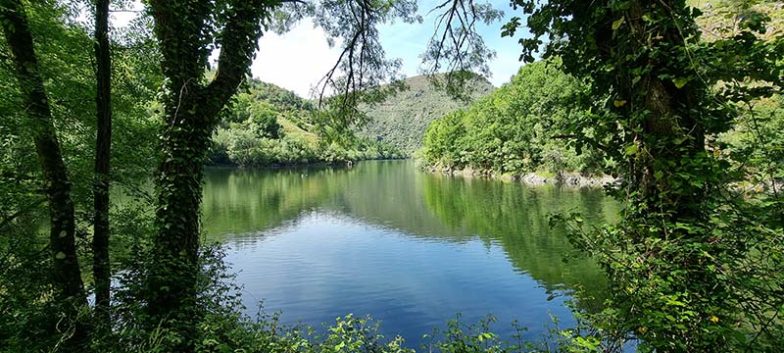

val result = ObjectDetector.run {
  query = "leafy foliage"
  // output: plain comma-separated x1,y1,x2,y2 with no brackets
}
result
421,60,605,176
501,0,784,351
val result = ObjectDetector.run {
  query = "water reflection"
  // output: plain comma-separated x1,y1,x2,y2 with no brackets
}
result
201,160,618,346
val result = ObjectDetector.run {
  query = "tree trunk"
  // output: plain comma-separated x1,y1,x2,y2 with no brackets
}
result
146,92,215,352
92,0,112,328
0,0,89,349
143,2,273,351
614,0,708,224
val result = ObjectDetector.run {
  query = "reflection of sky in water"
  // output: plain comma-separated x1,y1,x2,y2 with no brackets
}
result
202,161,617,348
223,212,575,348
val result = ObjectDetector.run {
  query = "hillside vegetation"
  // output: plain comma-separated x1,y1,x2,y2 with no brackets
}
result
358,74,494,155
421,1,784,181
692,0,784,187
689,0,784,41
209,79,403,167
420,60,603,177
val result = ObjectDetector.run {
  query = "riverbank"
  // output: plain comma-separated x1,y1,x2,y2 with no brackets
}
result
207,157,408,170
423,164,618,188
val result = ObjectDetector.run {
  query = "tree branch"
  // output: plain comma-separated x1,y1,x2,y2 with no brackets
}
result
205,0,270,115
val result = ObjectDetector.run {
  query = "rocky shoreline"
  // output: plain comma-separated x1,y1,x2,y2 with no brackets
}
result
424,165,618,188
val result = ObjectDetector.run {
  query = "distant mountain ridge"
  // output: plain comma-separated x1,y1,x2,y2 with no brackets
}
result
358,74,495,155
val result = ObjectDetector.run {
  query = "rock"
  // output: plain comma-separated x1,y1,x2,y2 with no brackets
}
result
422,164,620,188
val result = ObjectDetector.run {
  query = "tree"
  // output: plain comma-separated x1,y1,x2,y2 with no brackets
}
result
92,0,112,328
0,0,89,350
142,1,417,350
502,0,784,350
142,2,272,348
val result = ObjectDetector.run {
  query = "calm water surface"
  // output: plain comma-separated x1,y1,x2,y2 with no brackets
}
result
202,160,618,347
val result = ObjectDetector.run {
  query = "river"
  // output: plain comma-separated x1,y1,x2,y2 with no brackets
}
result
201,160,619,347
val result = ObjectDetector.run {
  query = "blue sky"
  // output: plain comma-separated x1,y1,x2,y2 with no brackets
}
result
251,0,528,97
376,0,526,85
111,1,529,97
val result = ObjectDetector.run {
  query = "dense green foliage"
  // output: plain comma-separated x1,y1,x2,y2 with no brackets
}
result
421,61,604,176
358,74,494,155
501,0,784,351
1,0,160,350
210,79,404,168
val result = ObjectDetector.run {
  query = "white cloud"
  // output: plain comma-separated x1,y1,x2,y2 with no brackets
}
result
488,47,523,87
249,19,522,97
251,22,341,98
116,0,524,97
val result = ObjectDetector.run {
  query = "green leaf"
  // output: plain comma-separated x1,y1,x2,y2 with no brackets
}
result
625,144,638,156
672,77,689,89
612,17,625,31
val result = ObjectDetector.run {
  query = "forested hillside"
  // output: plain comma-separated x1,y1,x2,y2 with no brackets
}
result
358,74,494,154
209,79,404,167
689,1,784,187
422,0,784,182
420,60,604,177
689,0,783,41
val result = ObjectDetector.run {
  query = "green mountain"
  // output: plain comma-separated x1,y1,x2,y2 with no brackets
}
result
210,79,403,167
358,74,495,155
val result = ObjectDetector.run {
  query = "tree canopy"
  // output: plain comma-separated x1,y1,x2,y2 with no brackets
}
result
421,60,604,176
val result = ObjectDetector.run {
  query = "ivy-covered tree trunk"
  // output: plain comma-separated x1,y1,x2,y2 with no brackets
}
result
0,0,89,349
509,0,752,350
146,93,217,351
587,3,727,349
92,0,113,327
614,2,710,224
143,1,271,351
143,0,416,349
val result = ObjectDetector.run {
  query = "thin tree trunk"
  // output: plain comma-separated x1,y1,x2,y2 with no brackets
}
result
92,0,112,328
0,0,89,349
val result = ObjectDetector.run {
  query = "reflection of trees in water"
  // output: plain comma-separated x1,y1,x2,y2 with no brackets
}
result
201,166,352,238
419,174,617,308
200,161,619,309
